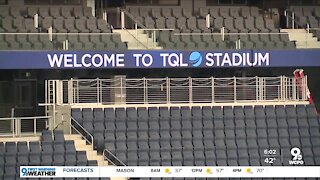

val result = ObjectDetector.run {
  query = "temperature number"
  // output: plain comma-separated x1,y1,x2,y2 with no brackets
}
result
264,157,276,164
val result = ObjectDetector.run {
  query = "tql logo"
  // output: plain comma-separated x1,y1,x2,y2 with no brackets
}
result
189,51,203,67
289,147,304,165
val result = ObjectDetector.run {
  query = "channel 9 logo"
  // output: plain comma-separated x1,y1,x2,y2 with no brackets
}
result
289,147,304,165
20,167,56,177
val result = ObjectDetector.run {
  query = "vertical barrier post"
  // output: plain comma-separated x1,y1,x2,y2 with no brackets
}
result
97,78,99,104
211,77,215,103
48,27,52,41
206,14,210,28
120,77,123,104
166,77,170,104
135,22,138,37
255,76,259,102
12,119,15,137
263,77,266,101
221,27,225,41
143,77,147,104
280,76,284,101
68,79,73,104
292,77,296,100
135,22,138,47
292,12,295,29
34,118,37,136
305,75,309,101
285,10,288,28
285,77,288,100
153,30,156,48
66,40,69,50
11,108,14,118
121,10,125,29
302,75,306,101
34,14,38,28
17,118,21,137
306,24,310,48
189,77,192,103
234,77,237,102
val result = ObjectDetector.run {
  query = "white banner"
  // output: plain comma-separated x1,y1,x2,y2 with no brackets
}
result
20,166,320,178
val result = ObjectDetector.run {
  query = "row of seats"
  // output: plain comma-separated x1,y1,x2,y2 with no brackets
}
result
157,32,294,50
137,16,277,33
0,130,97,179
128,6,262,19
290,6,320,28
0,17,112,33
0,6,92,19
0,6,112,34
127,6,295,49
72,105,318,122
290,6,320,40
0,5,127,50
72,105,320,166
199,7,263,18
0,34,127,50
158,40,295,50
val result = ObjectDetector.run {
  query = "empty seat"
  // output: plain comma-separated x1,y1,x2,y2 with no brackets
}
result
54,130,65,142
17,142,29,155
5,142,17,155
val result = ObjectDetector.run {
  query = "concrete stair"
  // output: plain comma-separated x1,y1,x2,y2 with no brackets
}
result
65,134,128,180
281,29,320,48
64,134,107,166
114,29,162,50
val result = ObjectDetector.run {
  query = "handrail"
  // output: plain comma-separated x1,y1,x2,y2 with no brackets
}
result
61,113,94,150
103,148,127,166
71,116,94,149
122,9,147,29
0,116,51,137
0,32,117,35
121,9,149,49
0,116,51,120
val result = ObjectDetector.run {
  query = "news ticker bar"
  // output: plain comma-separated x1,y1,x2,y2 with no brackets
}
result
20,166,320,178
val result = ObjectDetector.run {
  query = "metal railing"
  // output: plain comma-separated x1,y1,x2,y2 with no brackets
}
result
45,76,308,105
69,116,94,149
0,116,51,137
120,9,176,49
103,149,126,166
285,10,296,29
121,9,150,49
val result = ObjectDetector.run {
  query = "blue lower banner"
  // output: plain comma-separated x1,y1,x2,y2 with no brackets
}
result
20,166,320,178
1,50,320,69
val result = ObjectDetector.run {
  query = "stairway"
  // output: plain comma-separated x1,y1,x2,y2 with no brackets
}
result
281,29,320,48
65,134,128,180
64,134,108,166
64,134,107,166
114,29,163,50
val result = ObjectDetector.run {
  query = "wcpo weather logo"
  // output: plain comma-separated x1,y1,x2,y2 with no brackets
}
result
189,51,203,67
289,147,304,165
21,167,56,177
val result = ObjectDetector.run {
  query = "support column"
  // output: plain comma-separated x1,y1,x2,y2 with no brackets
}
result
113,75,126,105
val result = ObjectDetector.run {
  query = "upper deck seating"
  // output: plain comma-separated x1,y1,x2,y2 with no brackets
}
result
127,6,295,50
290,6,320,39
72,105,320,166
0,6,127,50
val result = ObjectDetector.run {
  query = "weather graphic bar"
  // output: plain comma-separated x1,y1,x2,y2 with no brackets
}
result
20,166,320,178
